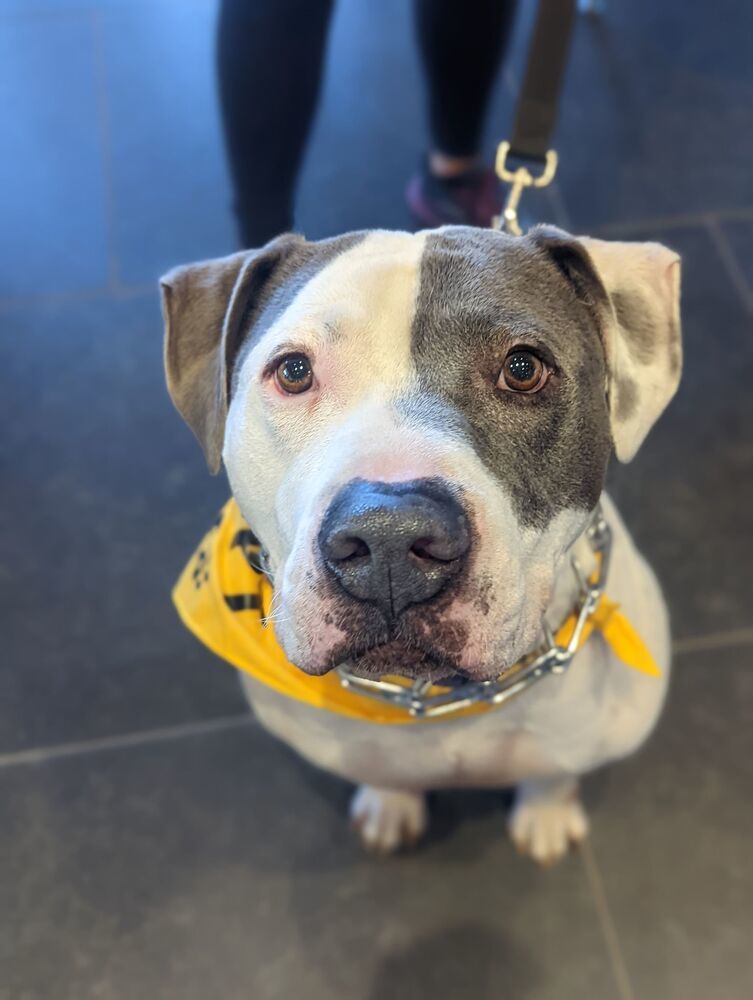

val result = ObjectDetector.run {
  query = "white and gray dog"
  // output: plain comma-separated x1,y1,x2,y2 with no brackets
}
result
161,225,681,863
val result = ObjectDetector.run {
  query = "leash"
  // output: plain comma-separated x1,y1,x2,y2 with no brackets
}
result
493,0,577,235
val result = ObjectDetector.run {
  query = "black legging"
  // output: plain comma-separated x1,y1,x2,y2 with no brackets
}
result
217,0,517,247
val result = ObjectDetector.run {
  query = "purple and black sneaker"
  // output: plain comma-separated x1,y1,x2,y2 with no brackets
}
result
406,161,503,229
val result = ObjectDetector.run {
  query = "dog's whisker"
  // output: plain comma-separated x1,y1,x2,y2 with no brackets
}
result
261,615,290,626
261,589,287,627
261,609,290,627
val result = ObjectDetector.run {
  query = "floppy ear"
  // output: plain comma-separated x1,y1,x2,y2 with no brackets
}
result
530,226,682,462
160,233,303,472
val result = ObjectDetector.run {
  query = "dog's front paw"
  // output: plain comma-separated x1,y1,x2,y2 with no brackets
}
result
349,786,428,855
508,778,589,866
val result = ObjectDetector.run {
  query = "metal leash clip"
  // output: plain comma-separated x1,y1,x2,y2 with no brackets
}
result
492,141,559,236
337,506,612,720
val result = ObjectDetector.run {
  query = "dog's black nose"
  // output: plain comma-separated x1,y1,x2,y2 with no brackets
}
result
318,479,471,619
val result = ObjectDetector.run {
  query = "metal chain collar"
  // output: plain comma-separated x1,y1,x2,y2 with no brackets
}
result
335,506,613,720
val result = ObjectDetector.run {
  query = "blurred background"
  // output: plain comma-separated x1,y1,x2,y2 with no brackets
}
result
1,1,752,998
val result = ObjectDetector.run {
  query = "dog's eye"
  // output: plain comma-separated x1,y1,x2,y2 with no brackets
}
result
498,350,548,394
275,353,314,394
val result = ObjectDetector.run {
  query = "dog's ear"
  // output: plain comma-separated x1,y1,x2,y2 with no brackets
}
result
160,233,304,472
530,226,682,462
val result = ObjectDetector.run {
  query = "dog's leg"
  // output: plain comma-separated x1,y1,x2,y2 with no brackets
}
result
349,785,428,855
508,776,589,866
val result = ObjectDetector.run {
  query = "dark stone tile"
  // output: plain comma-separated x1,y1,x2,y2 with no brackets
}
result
0,294,244,753
101,0,237,287
0,723,621,1000
553,1,753,228
717,219,753,308
605,224,753,639
0,10,110,297
583,642,753,1000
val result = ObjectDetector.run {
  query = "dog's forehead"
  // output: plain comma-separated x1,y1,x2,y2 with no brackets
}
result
251,230,425,360
258,226,583,367
415,226,579,330
240,227,610,531
277,227,561,321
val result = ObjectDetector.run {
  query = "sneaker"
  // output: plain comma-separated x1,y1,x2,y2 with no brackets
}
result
406,161,502,229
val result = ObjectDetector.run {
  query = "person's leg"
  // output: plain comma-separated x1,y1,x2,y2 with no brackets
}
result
408,0,518,226
414,0,517,173
217,0,335,247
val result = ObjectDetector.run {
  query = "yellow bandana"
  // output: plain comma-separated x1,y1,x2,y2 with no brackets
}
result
173,500,661,725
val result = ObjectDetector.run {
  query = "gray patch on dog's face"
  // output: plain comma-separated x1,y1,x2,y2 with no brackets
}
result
611,290,657,365
614,375,639,422
668,317,682,377
230,231,368,396
410,227,612,528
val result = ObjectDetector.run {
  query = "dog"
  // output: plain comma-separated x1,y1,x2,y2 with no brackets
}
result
160,224,681,864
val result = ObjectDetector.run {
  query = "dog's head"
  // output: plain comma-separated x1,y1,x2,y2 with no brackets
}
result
161,226,681,681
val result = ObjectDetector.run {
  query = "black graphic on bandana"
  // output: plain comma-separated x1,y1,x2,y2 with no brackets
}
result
224,527,265,613
192,517,265,614
192,549,210,590
223,593,263,612
231,529,265,575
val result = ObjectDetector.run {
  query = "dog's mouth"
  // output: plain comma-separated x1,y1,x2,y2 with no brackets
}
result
332,637,468,684
315,594,505,683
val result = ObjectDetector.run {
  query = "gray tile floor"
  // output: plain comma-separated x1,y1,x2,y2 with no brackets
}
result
1,1,752,997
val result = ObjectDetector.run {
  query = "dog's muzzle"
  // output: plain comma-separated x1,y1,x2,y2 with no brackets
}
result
337,507,615,719
318,479,471,621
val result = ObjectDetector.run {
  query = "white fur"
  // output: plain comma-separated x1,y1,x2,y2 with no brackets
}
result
240,493,669,858
224,231,591,679
241,494,669,786
350,787,428,854
214,230,675,860
509,777,589,865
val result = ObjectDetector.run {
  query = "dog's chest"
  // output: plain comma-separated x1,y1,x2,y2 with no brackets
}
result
239,494,671,791
241,649,616,790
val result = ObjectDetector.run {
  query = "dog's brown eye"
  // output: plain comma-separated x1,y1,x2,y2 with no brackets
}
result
275,353,313,394
499,350,548,393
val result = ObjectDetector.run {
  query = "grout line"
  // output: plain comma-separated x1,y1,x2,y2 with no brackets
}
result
589,211,712,237
0,282,157,312
579,839,635,1000
90,7,123,295
0,712,253,771
711,205,753,223
672,626,753,656
704,216,753,315
0,623,751,772
589,205,753,238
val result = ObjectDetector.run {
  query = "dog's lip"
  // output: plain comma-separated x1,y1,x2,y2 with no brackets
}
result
334,636,469,682
333,632,528,684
